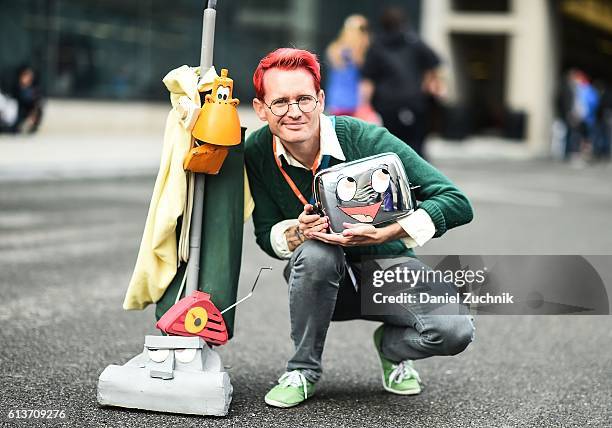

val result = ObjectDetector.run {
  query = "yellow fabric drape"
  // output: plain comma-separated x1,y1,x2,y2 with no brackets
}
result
123,65,254,310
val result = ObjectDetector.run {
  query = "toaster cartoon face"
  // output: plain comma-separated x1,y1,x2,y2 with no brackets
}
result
313,153,416,233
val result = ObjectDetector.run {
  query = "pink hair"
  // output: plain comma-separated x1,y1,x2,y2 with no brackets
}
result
253,48,321,100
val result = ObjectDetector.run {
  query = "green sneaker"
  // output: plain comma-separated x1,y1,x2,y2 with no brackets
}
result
373,325,422,395
264,370,316,408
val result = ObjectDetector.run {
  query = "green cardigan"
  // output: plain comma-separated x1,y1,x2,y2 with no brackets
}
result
244,115,473,261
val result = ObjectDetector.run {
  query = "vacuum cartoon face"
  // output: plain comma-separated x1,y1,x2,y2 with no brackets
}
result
144,336,209,380
313,153,416,233
98,269,272,416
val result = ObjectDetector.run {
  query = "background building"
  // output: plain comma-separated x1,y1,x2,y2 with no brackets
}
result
1,0,611,152
0,0,420,101
421,0,612,152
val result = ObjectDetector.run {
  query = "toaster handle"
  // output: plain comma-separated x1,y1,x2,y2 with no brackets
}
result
311,202,325,217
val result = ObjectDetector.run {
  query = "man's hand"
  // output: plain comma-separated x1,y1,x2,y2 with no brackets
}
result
310,221,408,247
298,204,329,238
309,222,383,246
285,204,329,251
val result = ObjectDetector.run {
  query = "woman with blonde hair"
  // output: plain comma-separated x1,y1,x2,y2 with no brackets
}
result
325,15,370,116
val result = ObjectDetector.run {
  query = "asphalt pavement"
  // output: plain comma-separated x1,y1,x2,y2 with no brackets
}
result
1,123,612,427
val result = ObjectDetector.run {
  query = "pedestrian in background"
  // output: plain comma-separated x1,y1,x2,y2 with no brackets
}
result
559,69,600,163
10,65,43,134
324,14,370,117
361,6,444,159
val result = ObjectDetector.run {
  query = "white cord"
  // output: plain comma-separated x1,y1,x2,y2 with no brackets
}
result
179,170,194,263
174,264,189,304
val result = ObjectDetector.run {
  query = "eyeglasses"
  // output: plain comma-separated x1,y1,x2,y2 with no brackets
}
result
263,95,318,117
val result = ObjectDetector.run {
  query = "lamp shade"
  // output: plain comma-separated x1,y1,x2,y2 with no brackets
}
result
192,68,241,146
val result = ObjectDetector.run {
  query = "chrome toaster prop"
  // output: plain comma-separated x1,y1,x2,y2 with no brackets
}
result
313,153,417,233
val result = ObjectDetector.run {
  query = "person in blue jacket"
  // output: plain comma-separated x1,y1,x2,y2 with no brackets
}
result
325,15,370,116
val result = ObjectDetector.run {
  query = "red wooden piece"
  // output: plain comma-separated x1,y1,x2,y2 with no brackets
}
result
156,291,229,346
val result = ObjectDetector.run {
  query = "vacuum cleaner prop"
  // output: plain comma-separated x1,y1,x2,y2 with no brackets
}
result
97,267,271,416
98,1,260,417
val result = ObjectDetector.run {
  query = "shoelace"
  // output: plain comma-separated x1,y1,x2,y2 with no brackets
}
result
278,370,310,399
388,360,421,385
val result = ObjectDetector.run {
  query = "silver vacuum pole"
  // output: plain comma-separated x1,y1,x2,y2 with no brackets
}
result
186,0,217,295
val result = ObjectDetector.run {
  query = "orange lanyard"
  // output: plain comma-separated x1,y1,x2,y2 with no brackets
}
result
273,137,321,206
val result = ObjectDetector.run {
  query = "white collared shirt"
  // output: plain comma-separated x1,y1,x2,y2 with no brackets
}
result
269,114,436,259
273,113,346,167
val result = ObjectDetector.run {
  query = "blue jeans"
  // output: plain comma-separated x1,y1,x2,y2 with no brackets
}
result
283,240,475,383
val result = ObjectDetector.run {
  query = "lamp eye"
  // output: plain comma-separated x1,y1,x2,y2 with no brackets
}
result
216,86,230,100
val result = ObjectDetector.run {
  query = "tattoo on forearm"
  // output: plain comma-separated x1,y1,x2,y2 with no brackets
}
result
285,225,306,251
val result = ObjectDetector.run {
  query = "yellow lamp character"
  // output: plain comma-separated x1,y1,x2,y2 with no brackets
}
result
186,68,242,174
